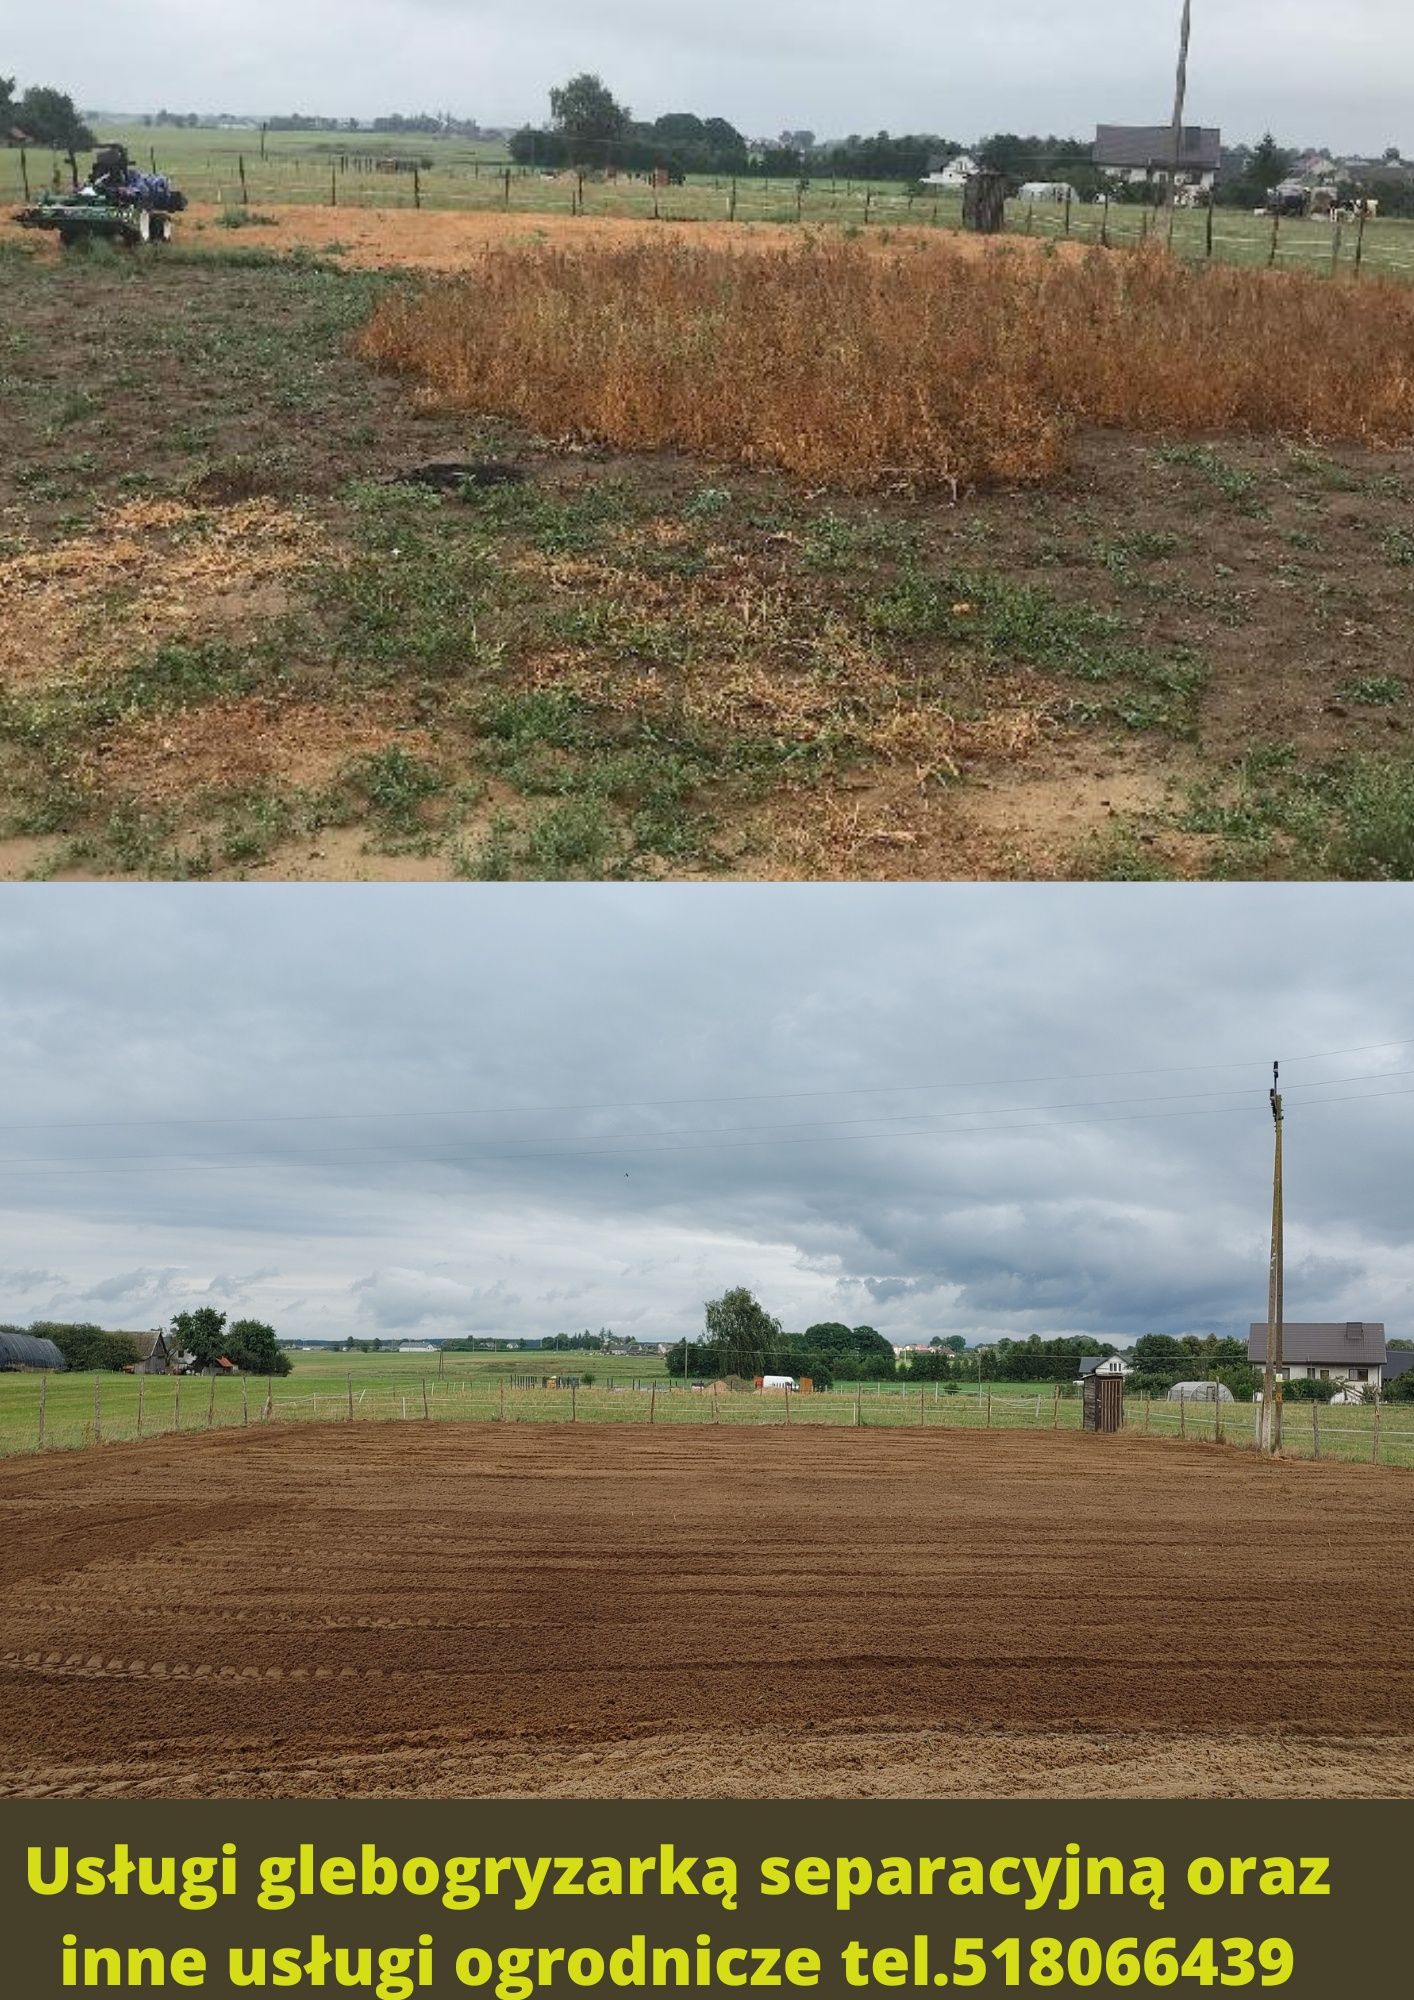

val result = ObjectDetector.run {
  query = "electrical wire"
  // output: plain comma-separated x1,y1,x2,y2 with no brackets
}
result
0,1037,1408,1139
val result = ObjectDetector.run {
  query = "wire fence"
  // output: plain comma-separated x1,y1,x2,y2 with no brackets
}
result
2,1372,1410,1469
5,142,1414,285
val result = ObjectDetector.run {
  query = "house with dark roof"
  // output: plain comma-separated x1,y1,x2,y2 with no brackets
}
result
113,1329,176,1374
1383,1348,1414,1391
1246,1321,1386,1391
1094,124,1222,190
1077,1354,1130,1381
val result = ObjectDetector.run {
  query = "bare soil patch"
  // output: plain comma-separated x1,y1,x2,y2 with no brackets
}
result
1,1423,1410,1798
2,250,1412,881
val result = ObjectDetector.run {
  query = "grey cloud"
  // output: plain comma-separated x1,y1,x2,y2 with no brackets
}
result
1,883,1412,1348
9,3,1412,155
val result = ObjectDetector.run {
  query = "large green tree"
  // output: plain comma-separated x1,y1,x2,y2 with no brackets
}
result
703,1286,782,1375
548,73,629,167
15,84,93,150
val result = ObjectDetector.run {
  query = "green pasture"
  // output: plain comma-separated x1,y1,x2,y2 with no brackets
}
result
2,1360,1408,1468
5,125,1414,284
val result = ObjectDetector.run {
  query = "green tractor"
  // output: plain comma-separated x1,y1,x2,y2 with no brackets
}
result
17,144,187,249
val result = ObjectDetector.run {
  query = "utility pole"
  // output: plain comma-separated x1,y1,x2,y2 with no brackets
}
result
1261,1061,1284,1453
1167,0,1193,240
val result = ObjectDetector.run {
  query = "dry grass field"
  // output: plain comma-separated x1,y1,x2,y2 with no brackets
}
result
1,1422,1411,1800
3,219,1414,883
360,237,1414,489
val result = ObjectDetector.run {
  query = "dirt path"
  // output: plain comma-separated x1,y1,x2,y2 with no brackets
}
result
2,1424,1409,1797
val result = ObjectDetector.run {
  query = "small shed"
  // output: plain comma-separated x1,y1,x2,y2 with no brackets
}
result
0,1330,67,1371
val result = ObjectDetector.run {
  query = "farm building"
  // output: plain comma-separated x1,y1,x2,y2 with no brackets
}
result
921,153,979,188
1093,124,1221,190
0,1330,66,1371
1078,1354,1130,1380
1246,1321,1386,1389
118,1329,176,1374
1382,1349,1413,1390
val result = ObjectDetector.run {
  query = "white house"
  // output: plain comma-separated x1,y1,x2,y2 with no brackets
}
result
1246,1321,1386,1390
921,153,979,188
1077,1354,1131,1383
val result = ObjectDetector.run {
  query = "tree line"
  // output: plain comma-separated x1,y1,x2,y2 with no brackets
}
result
2,1312,290,1375
0,76,93,151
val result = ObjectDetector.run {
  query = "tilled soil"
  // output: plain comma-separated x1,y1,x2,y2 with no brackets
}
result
2,1424,1411,1798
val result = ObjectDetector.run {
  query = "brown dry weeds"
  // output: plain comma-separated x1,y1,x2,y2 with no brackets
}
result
0,497,321,687
359,237,1414,489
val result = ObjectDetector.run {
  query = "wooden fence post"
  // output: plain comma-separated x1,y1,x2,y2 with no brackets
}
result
1330,215,1343,278
422,1379,430,1420
864,189,873,226
346,1373,354,1421
499,1379,505,1422
713,1381,720,1424
1101,192,1110,249
571,1382,576,1423
38,1373,46,1451
1354,207,1366,277
1205,199,1214,258
649,1382,657,1424
729,178,737,222
1064,189,1072,237
413,168,421,209
985,1388,992,1429
1053,1384,1060,1430
93,1373,102,1444
241,1376,248,1426
207,1375,216,1429
1311,1399,1320,1459
785,1387,791,1425
1143,1394,1150,1435
239,154,248,205
1214,1391,1222,1444
854,1383,862,1428
920,1384,926,1428
503,168,511,210
1179,1395,1186,1439
137,1374,145,1438
1372,1399,1381,1466
1268,207,1280,267
263,1376,274,1423
21,149,30,202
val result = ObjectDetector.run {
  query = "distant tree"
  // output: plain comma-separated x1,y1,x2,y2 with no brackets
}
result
170,1307,229,1371
29,1321,139,1371
548,73,630,167
704,1286,782,1375
226,1318,291,1375
0,76,15,131
1132,1333,1184,1370
15,85,93,151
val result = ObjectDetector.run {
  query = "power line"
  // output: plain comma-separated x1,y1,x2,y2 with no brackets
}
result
0,1037,1408,1140
1,1063,1410,1174
4,1076,1413,1182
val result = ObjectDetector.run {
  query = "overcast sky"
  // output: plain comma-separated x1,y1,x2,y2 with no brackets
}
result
1,885,1411,1349
6,3,1411,153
